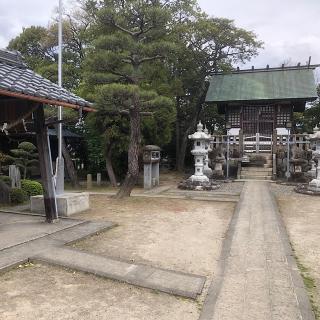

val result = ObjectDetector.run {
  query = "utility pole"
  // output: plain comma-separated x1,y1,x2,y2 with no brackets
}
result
56,0,64,195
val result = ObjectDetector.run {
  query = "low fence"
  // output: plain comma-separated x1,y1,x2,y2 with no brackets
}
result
209,133,311,155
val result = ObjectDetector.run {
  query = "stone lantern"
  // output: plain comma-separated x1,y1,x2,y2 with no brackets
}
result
143,145,161,189
188,121,211,183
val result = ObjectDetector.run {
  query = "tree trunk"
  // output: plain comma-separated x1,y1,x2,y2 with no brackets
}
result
23,166,27,179
105,145,117,187
61,140,80,188
116,107,141,198
175,97,181,170
176,82,209,172
54,126,79,188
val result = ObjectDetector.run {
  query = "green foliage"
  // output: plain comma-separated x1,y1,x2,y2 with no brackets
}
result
0,151,13,174
21,179,43,197
7,0,264,174
10,188,27,204
0,175,11,186
83,0,178,186
10,142,39,179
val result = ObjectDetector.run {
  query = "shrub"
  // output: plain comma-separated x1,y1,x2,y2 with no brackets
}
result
21,179,43,197
0,175,11,186
10,188,27,204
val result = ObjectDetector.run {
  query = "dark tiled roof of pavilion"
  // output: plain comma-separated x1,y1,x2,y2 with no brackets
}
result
0,49,94,111
206,66,319,103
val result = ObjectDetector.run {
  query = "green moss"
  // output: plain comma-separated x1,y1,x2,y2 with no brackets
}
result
295,256,320,319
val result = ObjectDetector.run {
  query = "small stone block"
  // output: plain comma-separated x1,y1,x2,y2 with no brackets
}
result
31,193,90,217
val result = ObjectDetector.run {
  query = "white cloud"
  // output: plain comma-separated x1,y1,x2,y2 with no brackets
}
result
1,0,319,69
0,0,60,48
198,0,320,68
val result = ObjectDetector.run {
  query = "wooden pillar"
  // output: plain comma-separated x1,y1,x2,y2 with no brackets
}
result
34,104,58,222
272,129,277,155
239,129,243,157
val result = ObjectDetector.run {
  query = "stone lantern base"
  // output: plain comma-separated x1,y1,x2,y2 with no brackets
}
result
178,178,220,191
308,178,320,192
295,182,320,196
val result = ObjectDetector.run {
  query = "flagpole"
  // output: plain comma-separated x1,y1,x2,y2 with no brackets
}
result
56,0,64,195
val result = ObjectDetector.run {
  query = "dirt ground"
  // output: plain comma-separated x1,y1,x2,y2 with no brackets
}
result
0,195,234,320
274,185,320,318
0,263,198,320
73,196,234,277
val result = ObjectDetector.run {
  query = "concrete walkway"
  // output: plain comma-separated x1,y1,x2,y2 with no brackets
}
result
200,181,315,320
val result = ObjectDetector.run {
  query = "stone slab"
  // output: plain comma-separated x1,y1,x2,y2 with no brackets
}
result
34,247,206,299
48,220,116,244
31,192,90,216
0,212,84,251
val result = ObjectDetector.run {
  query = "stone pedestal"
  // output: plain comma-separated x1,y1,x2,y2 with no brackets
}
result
31,193,90,217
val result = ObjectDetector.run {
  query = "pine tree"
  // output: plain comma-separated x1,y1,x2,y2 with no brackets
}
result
84,0,176,198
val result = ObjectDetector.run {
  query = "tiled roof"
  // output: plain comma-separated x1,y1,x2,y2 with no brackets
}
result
206,68,318,103
0,49,93,109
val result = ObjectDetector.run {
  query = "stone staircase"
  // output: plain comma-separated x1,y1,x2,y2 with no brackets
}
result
240,153,273,180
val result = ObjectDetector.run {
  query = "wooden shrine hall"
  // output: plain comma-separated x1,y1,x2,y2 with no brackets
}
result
206,64,319,154
0,49,94,222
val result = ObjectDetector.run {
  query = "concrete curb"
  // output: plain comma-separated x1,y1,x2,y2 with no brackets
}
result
198,183,248,320
33,246,206,299
269,186,316,320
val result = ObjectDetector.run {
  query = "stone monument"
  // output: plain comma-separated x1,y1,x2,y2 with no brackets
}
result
143,145,160,189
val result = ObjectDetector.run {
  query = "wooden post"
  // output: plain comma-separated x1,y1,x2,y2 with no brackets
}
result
239,129,243,157
87,174,92,189
272,129,277,156
34,104,58,222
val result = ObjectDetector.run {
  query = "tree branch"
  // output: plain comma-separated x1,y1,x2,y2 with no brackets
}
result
138,55,163,63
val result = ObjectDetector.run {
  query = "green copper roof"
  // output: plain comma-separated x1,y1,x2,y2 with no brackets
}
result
206,68,318,103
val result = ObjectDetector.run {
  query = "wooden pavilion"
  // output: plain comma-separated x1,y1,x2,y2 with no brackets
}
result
206,65,319,154
0,49,94,222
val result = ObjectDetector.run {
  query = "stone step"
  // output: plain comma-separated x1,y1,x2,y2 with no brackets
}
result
241,167,272,172
35,247,206,299
244,153,273,160
240,175,272,180
240,171,272,177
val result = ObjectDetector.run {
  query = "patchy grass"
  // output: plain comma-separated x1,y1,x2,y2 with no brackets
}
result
295,253,320,319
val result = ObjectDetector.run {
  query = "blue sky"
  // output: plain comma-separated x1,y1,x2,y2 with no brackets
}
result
1,0,319,69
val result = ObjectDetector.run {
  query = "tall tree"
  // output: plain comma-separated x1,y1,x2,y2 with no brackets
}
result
172,17,263,171
84,0,176,198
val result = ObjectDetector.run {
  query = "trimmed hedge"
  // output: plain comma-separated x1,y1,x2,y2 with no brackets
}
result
10,188,27,204
21,179,43,197
0,175,11,186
